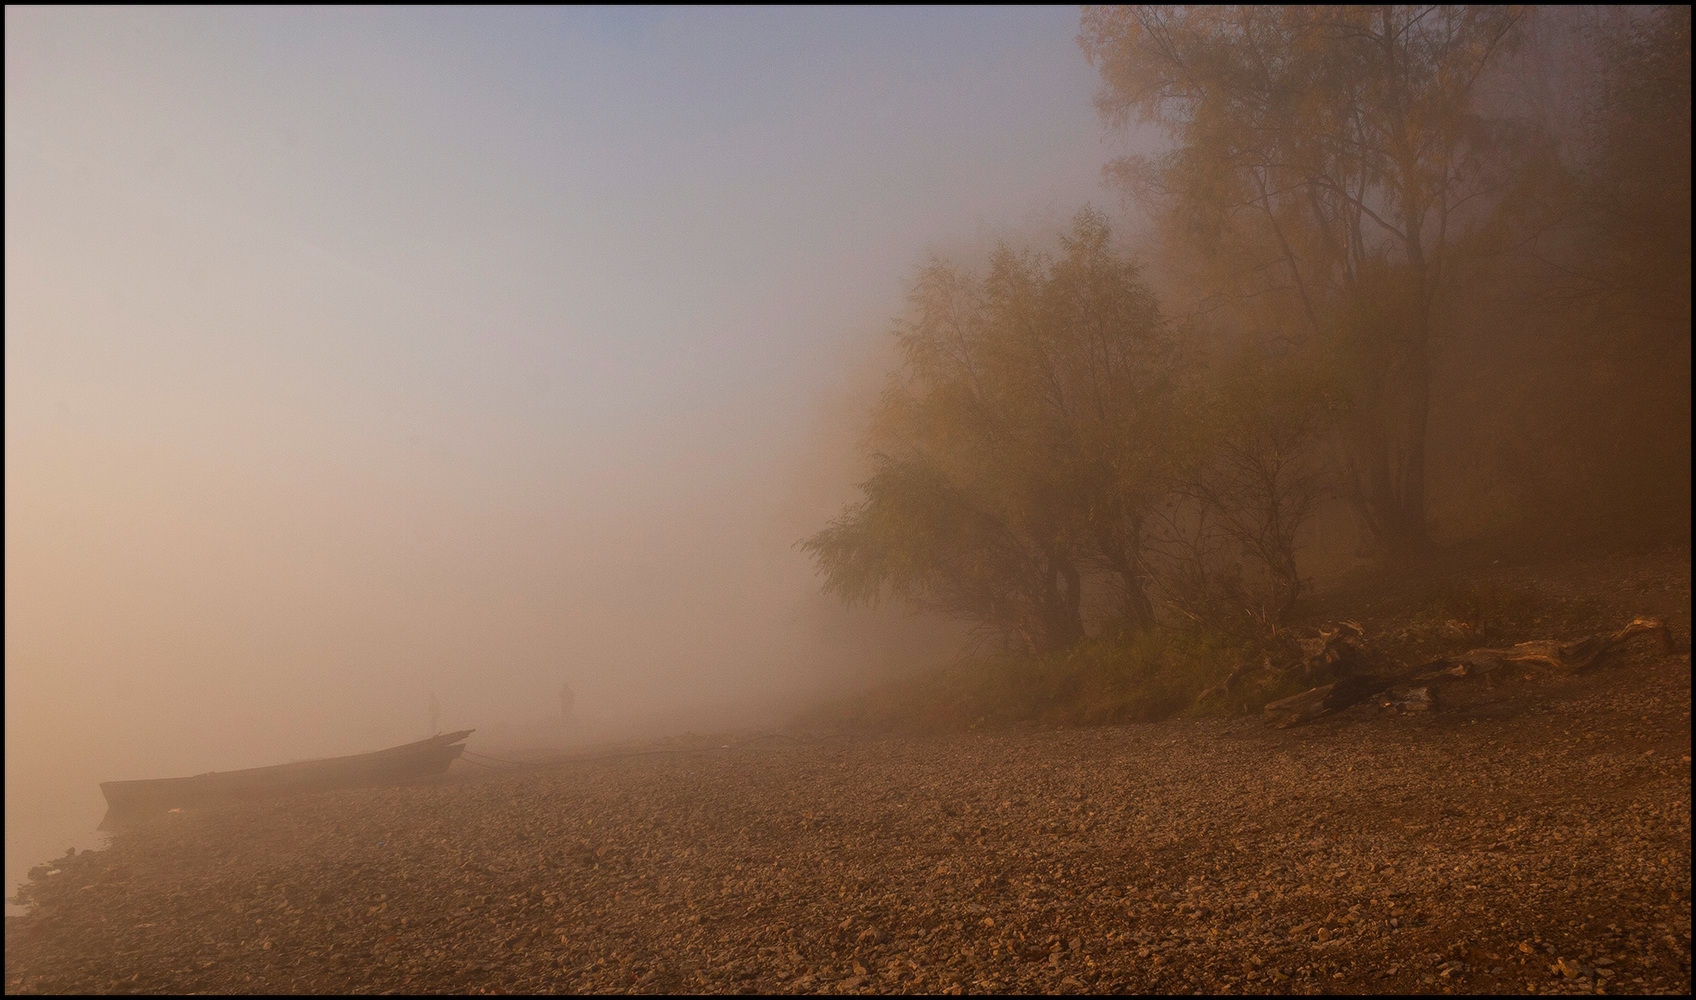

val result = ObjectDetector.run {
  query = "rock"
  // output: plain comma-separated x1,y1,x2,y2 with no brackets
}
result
1379,687,1435,713
5,632,1691,996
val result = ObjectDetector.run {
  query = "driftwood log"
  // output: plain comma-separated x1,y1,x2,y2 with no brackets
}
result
1423,617,1672,676
1262,617,1671,729
1260,674,1380,728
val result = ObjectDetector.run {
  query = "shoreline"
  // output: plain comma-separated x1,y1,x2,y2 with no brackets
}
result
7,653,1690,995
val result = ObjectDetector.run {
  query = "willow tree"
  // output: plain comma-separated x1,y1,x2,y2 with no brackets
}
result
802,210,1173,654
1580,5,1691,329
1157,348,1342,634
1559,5,1692,533
1081,5,1532,559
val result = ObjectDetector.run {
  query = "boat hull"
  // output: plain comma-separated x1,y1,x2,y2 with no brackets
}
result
98,730,474,827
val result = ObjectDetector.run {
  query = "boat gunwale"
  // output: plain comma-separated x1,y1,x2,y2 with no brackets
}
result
98,730,476,793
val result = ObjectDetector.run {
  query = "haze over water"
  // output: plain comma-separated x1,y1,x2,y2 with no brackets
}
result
5,7,1131,905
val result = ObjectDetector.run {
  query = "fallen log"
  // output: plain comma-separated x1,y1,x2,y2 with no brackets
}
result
1440,617,1672,675
1262,617,1670,729
1262,674,1380,729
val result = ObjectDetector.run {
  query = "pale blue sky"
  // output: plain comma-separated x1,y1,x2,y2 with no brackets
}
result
6,5,1138,885
9,6,1115,445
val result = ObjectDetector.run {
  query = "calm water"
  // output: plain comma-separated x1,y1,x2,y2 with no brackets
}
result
5,812,110,917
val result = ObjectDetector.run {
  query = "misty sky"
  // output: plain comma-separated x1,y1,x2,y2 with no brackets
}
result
5,6,1128,883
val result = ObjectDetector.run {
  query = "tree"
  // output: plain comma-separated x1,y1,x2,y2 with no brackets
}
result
1157,349,1341,634
1580,5,1691,329
1080,5,1533,560
1465,5,1691,542
1029,212,1177,627
802,211,1174,653
1559,5,1692,534
804,452,1095,654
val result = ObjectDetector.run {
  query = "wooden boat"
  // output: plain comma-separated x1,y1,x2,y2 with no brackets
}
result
98,729,474,828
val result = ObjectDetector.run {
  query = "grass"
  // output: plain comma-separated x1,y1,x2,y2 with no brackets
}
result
808,627,1253,733
806,545,1671,735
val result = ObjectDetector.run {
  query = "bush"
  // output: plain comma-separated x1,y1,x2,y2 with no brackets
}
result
808,627,1248,732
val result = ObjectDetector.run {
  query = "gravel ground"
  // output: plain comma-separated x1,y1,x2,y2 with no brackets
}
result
6,554,1692,995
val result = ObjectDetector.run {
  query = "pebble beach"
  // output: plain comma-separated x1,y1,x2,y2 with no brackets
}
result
6,650,1690,995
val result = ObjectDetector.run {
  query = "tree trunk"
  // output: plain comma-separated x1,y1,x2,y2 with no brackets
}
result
1394,336,1433,558
1038,551,1087,652
1095,530,1154,629
1387,221,1434,560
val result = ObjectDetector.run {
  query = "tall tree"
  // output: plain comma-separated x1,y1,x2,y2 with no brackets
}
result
1081,5,1532,559
1578,5,1691,531
1543,5,1692,534
1581,5,1691,328
802,211,1173,653
1165,349,1340,632
1465,5,1691,540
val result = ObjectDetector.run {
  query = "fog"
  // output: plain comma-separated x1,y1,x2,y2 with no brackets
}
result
5,7,1137,902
